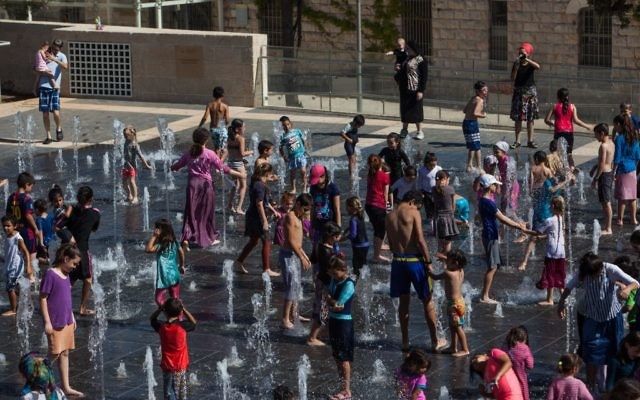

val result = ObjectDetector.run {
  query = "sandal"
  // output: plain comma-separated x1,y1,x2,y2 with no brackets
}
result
510,141,521,149
56,129,64,142
526,141,538,149
43,138,52,145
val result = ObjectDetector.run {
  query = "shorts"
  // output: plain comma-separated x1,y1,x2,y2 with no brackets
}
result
462,119,481,151
121,166,137,178
598,171,613,203
70,250,93,283
5,262,24,291
536,258,566,289
329,318,354,362
581,312,623,366
483,238,502,269
279,249,298,301
448,297,466,327
163,369,188,400
365,205,387,239
20,228,37,254
228,160,245,170
38,87,60,113
210,127,228,150
554,132,574,154
389,254,430,300
344,142,356,157
48,323,75,355
288,155,307,170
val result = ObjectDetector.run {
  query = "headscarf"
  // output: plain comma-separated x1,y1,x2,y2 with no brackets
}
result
519,42,534,56
406,40,423,57
19,352,61,400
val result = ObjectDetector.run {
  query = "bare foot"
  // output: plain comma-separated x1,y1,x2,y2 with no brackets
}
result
517,262,527,271
601,229,613,236
452,350,470,357
281,320,294,329
265,269,280,277
537,300,554,306
306,338,326,346
372,255,391,263
480,297,499,304
79,308,95,316
616,220,623,226
430,338,448,353
63,388,85,397
466,165,473,173
234,261,249,274
131,198,139,205
1,309,17,317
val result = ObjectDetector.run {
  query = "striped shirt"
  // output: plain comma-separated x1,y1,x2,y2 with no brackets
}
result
546,376,593,400
507,343,534,400
567,263,638,322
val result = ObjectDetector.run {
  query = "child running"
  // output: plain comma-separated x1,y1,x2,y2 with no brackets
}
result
606,331,640,391
379,132,411,185
150,298,197,400
462,80,488,172
505,326,534,400
340,114,365,179
122,125,152,204
395,348,430,399
146,218,185,307
326,256,356,400
279,116,308,193
432,170,459,255
428,249,469,357
344,196,369,278
39,243,83,397
535,196,567,305
2,215,33,316
546,353,593,400
199,86,230,159
591,123,615,235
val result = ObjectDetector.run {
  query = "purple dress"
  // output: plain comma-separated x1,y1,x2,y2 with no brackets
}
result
172,148,230,247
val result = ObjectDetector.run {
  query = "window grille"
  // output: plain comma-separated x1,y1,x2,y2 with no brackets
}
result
578,8,612,68
68,42,132,97
259,0,283,46
489,0,508,70
401,0,432,57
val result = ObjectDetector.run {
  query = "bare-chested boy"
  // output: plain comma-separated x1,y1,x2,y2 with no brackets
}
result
386,190,444,353
199,86,230,159
591,123,615,235
280,193,312,329
462,81,488,172
429,249,469,357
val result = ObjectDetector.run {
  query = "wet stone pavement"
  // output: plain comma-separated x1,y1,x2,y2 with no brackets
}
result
0,99,623,399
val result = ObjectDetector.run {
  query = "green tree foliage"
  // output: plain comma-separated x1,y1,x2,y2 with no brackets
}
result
589,0,640,28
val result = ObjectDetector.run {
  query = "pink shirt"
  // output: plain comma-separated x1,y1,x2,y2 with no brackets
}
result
507,343,534,400
395,368,427,400
172,148,229,182
546,376,593,400
484,348,524,400
34,50,48,71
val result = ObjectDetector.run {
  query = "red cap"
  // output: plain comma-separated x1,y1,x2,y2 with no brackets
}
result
309,164,326,186
519,42,534,56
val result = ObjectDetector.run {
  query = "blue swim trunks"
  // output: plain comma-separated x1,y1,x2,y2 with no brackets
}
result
462,119,481,151
288,155,307,170
390,254,430,300
210,126,228,150
38,87,60,113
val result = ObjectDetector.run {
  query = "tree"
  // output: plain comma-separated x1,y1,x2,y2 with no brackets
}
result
589,0,640,28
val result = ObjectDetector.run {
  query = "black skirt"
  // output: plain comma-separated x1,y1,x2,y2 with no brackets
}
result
399,88,424,123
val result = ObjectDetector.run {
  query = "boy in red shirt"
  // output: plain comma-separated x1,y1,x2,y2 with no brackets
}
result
150,298,197,400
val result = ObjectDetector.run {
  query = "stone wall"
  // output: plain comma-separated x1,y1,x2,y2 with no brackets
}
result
0,20,267,106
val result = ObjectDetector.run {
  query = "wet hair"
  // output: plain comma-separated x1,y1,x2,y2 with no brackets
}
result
609,378,640,400
279,116,290,123
557,353,581,375
322,221,342,242
401,349,431,376
474,80,487,91
48,185,63,204
445,249,466,269
506,325,529,348
252,162,273,182
578,252,604,281
154,218,177,253
386,132,401,145
402,190,424,206
631,229,640,246
551,196,565,215
228,118,244,142
162,297,184,318
367,154,382,178
328,255,348,272
273,384,295,400
533,150,547,165
549,139,558,153
296,193,312,208
190,127,209,158
346,196,364,218
423,152,437,165
76,186,93,206
618,331,640,362
594,122,610,137
404,165,417,177
17,172,35,188
1,214,17,226
34,198,48,213
53,243,81,265
213,86,224,99
557,88,570,114
613,113,637,145
258,140,274,155
353,114,365,127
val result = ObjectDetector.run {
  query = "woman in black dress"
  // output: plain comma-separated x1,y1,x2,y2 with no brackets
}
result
396,40,428,140
510,42,541,149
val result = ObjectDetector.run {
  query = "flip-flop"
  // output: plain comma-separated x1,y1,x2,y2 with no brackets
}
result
56,129,64,142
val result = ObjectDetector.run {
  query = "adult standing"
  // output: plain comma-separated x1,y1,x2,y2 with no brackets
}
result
396,40,428,140
386,190,443,353
38,38,68,145
510,42,540,149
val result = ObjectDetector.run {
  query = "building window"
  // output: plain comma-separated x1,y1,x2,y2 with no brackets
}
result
489,0,508,69
578,7,612,68
259,0,283,47
401,0,432,57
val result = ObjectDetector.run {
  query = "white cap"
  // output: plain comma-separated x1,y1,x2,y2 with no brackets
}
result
479,174,502,188
494,141,510,153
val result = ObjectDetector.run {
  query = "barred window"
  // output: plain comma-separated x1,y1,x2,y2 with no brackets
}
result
489,0,508,70
259,0,283,47
401,0,432,57
578,8,612,68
